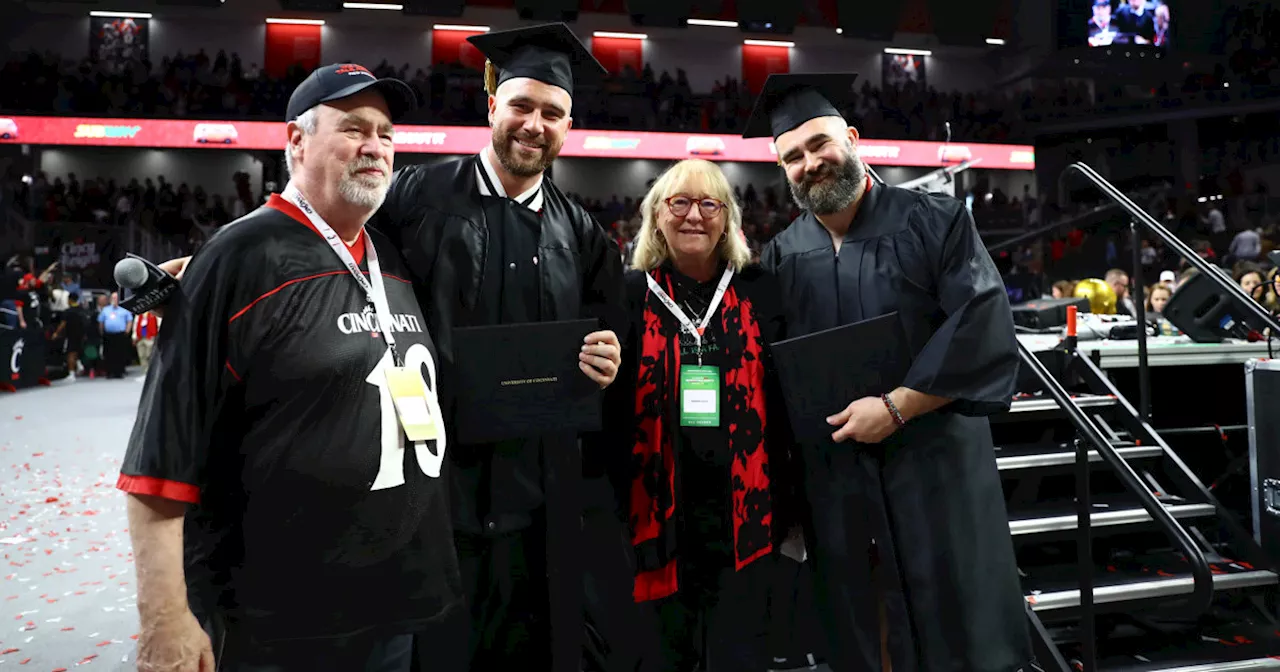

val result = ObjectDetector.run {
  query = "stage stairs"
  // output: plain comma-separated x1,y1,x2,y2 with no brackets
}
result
998,340,1280,671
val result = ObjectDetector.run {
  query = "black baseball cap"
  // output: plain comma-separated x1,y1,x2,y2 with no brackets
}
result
286,63,418,123
467,23,606,97
741,73,858,140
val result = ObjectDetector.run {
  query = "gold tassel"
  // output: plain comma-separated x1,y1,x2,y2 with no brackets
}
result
484,60,499,96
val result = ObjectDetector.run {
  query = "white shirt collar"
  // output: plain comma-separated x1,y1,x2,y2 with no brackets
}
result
475,150,544,212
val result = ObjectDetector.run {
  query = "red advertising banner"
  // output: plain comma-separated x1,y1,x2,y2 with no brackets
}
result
431,28,487,70
742,44,790,95
0,115,1035,170
265,23,322,79
591,36,644,75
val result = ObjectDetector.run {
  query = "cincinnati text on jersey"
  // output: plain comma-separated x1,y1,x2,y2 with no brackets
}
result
337,305,425,336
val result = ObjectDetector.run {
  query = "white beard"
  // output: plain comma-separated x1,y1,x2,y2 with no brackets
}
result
338,173,388,210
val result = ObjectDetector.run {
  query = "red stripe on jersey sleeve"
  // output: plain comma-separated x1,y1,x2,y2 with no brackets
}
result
224,359,242,382
383,273,411,284
116,474,201,504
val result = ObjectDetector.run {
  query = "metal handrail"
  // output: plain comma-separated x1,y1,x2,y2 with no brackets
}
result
1016,342,1215,671
1064,162,1280,336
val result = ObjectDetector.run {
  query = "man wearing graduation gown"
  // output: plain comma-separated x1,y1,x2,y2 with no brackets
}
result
750,74,1036,672
370,23,651,672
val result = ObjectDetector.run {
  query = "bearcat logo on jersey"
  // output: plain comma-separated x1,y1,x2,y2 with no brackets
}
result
338,303,423,336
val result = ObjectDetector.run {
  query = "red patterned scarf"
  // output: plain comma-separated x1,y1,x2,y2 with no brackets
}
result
629,267,773,602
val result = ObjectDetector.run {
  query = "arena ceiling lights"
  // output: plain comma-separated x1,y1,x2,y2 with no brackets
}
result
686,19,737,28
342,2,403,8
884,47,933,56
89,11,154,18
266,17,326,24
594,31,646,40
433,24,489,31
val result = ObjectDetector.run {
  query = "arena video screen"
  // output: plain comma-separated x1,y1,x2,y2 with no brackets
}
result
1075,0,1173,49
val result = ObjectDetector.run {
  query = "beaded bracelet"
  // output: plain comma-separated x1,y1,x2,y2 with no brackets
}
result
881,393,905,428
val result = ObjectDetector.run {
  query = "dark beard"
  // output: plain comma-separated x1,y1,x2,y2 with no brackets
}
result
789,150,866,215
492,128,559,178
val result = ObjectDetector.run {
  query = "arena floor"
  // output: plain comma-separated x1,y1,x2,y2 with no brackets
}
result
0,372,835,672
0,374,144,670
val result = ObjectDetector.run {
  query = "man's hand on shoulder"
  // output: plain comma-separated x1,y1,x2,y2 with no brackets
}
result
149,257,192,320
580,330,621,389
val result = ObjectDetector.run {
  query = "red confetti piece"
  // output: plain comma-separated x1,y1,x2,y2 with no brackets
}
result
60,627,73,631
129,634,138,640
53,668,67,672
78,654,97,663
18,657,29,664
0,647,17,654
12,416,20,420
95,640,111,647
43,497,55,503
32,454,43,458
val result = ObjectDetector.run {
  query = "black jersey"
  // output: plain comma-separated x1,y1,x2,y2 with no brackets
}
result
116,195,461,644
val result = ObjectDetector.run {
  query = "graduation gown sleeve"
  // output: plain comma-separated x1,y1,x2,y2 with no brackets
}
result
900,197,1018,417
575,210,626,336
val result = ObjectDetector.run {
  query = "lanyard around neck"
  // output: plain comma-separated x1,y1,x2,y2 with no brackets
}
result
645,266,733,366
281,182,401,365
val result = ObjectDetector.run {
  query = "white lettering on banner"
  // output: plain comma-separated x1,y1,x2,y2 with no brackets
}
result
393,131,447,146
60,242,99,271
366,343,447,490
337,305,423,336
8,339,23,376
858,145,902,159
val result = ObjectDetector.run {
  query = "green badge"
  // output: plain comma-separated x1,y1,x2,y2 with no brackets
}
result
680,365,720,427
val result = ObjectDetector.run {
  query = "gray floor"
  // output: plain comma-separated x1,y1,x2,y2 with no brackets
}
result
0,372,142,670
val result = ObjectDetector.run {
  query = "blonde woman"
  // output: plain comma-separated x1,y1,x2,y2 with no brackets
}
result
604,159,794,671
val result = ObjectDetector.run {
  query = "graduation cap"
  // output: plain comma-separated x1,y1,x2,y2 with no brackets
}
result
741,73,859,140
467,23,607,97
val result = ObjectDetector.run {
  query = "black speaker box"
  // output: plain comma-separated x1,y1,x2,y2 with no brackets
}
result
1010,296,1091,330
1162,270,1255,343
626,0,691,27
835,0,899,41
402,0,465,16
514,0,578,22
737,0,799,34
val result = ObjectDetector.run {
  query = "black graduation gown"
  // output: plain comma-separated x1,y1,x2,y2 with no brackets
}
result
760,183,1032,672
372,157,628,672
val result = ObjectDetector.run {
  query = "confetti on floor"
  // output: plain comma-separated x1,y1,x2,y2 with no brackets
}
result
0,374,144,670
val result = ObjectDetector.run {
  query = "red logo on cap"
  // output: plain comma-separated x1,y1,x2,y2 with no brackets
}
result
335,64,374,77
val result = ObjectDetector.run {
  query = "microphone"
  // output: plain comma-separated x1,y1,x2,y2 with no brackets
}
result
114,253,179,315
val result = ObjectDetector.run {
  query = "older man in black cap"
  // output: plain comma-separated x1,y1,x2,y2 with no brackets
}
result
120,63,461,672
750,73,1034,672
372,22,648,672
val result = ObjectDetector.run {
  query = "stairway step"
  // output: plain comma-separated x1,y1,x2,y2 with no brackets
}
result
1009,394,1120,413
1009,503,1217,536
993,394,1121,424
1026,570,1278,612
997,443,1161,471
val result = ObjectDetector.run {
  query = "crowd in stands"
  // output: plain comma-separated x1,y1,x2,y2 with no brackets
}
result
0,46,1160,143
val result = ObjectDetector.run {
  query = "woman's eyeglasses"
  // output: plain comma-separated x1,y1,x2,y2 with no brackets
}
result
665,196,725,218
